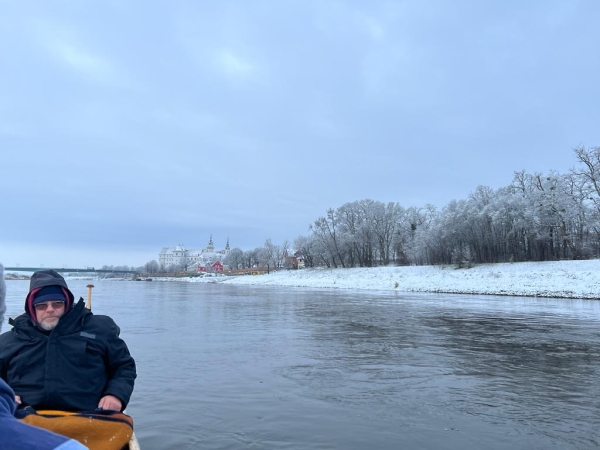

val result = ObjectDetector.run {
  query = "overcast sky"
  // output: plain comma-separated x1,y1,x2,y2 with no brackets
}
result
1,0,598,269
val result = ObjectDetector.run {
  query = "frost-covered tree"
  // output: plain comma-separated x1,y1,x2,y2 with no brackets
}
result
223,247,244,269
310,208,346,268
573,146,600,211
261,239,284,269
293,235,316,268
397,204,436,265
572,146,600,255
372,201,403,265
144,260,159,274
336,200,372,267
243,248,262,268
267,145,599,268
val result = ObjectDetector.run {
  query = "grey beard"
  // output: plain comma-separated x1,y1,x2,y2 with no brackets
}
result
39,319,59,331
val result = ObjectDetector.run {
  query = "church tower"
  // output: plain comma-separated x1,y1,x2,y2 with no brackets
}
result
207,234,214,253
225,237,230,253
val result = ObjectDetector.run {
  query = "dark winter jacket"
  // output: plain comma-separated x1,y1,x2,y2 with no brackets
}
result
0,271,136,412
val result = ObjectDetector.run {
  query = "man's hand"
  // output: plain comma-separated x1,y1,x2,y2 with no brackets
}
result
98,395,122,411
14,395,21,404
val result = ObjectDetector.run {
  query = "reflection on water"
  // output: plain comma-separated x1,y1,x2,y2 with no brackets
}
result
3,281,600,449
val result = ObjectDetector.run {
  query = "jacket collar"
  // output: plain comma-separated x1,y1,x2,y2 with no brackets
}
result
11,298,89,337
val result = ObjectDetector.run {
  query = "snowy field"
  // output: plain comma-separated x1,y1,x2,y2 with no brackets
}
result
154,260,600,299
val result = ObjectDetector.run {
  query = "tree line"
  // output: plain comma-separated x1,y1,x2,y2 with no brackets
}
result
141,146,600,272
232,146,600,269
290,146,600,268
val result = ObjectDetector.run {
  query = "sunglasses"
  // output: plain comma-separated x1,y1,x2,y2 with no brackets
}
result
34,301,66,311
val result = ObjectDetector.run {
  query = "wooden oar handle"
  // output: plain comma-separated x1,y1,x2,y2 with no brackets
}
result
86,284,94,310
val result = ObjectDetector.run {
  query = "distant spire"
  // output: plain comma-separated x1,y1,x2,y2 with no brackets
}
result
225,236,230,251
207,234,214,252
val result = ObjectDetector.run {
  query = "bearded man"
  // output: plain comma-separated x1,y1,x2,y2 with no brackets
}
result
0,270,136,413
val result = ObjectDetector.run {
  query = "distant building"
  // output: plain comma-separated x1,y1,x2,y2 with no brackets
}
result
159,236,231,271
158,244,188,268
284,249,305,269
197,261,223,272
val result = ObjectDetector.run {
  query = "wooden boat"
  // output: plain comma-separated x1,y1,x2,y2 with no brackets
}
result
19,408,140,450
128,433,141,450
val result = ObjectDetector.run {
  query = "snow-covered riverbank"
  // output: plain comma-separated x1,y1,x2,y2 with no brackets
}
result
152,260,600,299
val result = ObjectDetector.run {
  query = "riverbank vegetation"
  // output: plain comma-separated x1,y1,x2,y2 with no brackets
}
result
222,146,600,270
137,147,600,274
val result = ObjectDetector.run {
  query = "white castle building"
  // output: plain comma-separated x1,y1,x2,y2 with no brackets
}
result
158,236,231,271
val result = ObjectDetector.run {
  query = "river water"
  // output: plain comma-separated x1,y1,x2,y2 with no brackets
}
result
3,280,600,450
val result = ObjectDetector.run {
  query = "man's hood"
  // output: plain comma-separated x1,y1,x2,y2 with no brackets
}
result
24,270,75,320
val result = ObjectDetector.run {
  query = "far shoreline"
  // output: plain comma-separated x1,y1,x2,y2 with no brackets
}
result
141,260,600,300
5,260,598,300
